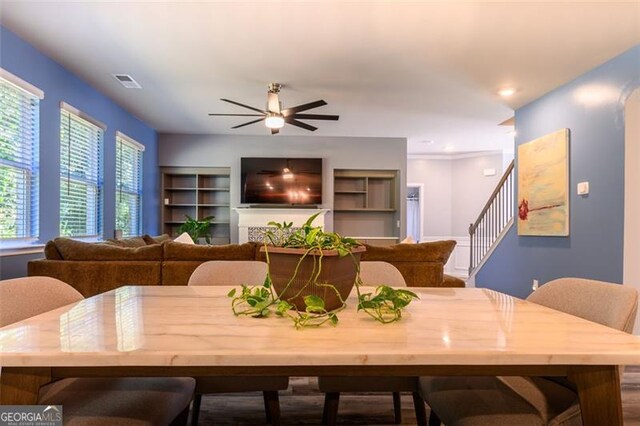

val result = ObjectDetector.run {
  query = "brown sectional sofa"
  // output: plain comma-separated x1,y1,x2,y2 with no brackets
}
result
29,237,465,298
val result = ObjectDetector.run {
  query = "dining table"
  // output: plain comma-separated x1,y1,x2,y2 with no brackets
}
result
1,285,640,425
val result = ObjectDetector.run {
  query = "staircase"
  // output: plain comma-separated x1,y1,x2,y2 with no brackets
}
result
468,160,515,276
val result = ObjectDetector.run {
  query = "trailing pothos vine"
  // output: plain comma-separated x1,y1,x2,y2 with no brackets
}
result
228,212,418,329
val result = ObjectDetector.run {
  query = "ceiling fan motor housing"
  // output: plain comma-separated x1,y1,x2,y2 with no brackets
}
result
268,83,282,93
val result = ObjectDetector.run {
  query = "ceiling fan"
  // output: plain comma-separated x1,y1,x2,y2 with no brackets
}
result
208,83,339,134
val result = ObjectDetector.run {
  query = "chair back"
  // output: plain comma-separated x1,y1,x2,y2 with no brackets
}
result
359,261,406,287
527,277,638,333
0,277,83,327
188,260,268,286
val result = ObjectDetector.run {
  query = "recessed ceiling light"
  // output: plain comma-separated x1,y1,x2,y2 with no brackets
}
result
498,88,516,97
444,145,455,153
420,140,435,145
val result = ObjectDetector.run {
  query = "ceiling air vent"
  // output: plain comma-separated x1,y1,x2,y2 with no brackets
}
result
112,74,142,89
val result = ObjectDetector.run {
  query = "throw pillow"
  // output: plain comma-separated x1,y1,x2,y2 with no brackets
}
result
174,232,195,245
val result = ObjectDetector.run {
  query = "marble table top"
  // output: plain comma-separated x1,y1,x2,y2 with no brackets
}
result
1,286,640,367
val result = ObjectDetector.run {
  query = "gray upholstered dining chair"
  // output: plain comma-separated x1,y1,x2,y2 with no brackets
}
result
420,277,638,426
187,260,288,426
0,276,195,426
318,261,428,425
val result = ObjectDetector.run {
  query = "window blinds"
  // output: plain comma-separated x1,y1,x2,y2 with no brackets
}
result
60,107,104,237
115,133,144,237
0,77,40,240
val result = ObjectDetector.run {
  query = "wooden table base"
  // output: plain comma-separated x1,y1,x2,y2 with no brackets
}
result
0,364,623,426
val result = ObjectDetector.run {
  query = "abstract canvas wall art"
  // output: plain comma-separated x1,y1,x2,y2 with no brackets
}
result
517,128,569,236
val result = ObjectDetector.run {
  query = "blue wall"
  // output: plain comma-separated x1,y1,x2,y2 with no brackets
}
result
477,46,640,298
0,26,159,278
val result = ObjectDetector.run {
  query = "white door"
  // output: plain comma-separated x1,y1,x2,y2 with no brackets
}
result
624,89,640,335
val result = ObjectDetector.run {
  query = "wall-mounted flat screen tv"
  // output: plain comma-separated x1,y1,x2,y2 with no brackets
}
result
241,158,323,205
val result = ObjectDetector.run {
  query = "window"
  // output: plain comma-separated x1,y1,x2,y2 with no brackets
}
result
0,70,42,241
115,132,144,237
59,103,104,237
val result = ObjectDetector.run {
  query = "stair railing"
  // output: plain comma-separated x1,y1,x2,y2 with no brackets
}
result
469,160,515,275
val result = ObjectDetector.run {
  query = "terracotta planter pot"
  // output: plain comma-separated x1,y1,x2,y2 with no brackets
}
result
261,246,366,311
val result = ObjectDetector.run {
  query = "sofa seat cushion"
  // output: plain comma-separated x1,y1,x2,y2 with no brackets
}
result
54,238,163,261
38,377,195,426
361,240,456,263
163,241,258,261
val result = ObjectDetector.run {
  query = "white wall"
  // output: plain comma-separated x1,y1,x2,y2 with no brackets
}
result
406,159,452,236
158,134,407,243
452,153,506,236
624,89,640,335
408,152,511,278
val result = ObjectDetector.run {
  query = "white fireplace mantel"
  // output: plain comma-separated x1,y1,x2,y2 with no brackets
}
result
234,208,330,243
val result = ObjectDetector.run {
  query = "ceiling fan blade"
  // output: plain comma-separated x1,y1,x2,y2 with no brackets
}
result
271,128,280,135
282,100,327,116
267,92,281,114
285,117,317,132
209,113,265,117
231,118,265,129
292,114,339,121
220,98,266,114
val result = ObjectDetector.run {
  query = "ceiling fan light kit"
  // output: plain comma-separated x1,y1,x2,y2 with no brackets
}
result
265,112,285,129
209,83,339,134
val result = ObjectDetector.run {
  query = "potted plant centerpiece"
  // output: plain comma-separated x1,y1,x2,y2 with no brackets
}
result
229,213,419,328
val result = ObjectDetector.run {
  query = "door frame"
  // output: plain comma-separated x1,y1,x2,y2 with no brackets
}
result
406,183,424,242
624,88,640,335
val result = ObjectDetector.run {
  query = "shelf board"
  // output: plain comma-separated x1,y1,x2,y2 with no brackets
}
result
165,221,186,224
165,187,197,191
334,208,396,212
335,190,367,194
208,221,230,224
197,188,230,191
199,204,230,207
165,204,196,207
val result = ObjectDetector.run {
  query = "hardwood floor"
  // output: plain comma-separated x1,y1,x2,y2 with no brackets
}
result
194,367,640,425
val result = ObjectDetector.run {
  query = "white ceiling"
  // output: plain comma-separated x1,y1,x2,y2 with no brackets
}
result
1,1,638,154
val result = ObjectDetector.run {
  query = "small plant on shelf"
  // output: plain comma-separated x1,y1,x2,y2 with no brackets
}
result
228,212,418,328
178,215,214,244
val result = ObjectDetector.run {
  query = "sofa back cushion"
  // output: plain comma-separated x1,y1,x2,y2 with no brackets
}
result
142,234,172,245
105,236,147,247
360,240,456,287
44,240,63,260
361,240,456,263
163,241,258,261
53,237,163,261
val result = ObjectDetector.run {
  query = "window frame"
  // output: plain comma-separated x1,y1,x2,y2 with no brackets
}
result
115,131,144,237
59,102,106,239
0,69,43,248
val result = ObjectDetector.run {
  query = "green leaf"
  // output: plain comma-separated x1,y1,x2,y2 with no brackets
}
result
329,313,339,325
227,288,237,297
276,300,293,316
304,294,325,310
303,212,321,227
